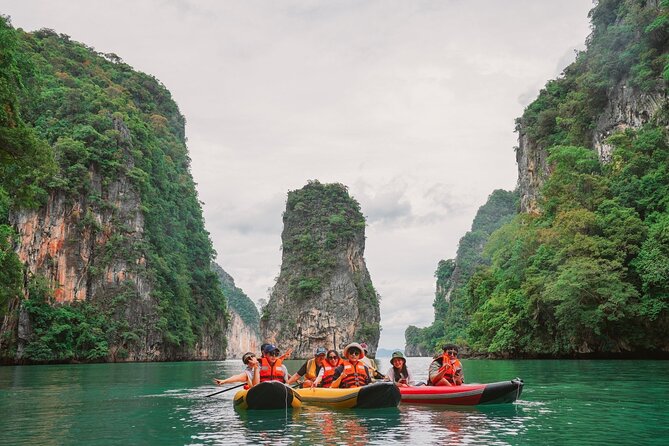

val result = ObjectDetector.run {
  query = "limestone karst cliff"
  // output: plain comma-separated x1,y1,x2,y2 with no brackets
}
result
404,190,518,356
260,181,381,359
226,311,260,359
213,263,261,359
406,0,669,356
516,0,668,213
0,21,227,363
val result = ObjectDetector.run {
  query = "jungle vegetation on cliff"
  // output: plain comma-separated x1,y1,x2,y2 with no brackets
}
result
0,17,227,362
407,0,669,356
281,180,371,302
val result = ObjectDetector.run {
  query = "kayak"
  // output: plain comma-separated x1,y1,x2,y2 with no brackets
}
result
296,382,401,409
399,378,524,406
233,381,302,410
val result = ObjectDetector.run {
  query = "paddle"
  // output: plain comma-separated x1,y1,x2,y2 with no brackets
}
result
205,382,245,398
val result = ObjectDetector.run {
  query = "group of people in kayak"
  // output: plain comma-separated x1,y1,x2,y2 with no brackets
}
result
214,342,464,390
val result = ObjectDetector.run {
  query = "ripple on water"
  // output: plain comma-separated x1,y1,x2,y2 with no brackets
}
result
1,359,668,445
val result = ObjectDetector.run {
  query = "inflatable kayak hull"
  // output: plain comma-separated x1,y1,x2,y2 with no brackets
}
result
233,381,302,410
296,382,401,409
399,378,523,406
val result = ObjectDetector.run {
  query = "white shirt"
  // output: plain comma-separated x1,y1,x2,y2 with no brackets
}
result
385,366,412,384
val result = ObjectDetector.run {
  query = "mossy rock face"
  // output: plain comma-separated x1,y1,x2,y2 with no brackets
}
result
261,181,381,359
407,0,669,358
0,19,227,363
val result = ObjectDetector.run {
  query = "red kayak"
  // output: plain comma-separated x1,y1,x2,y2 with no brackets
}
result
399,378,523,406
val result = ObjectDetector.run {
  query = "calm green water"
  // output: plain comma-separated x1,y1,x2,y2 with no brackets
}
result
0,358,667,445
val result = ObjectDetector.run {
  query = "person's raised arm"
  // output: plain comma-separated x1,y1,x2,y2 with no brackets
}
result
429,355,453,386
249,357,260,387
213,372,247,386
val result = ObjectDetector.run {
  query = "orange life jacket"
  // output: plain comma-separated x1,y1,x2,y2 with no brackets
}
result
259,356,286,383
429,356,463,385
320,360,341,387
445,358,463,383
338,360,370,388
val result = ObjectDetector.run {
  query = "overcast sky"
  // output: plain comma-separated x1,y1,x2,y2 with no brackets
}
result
3,1,593,350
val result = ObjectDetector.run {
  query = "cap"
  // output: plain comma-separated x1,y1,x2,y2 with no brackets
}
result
263,344,280,354
390,350,406,364
360,342,369,352
343,342,366,359
315,347,327,356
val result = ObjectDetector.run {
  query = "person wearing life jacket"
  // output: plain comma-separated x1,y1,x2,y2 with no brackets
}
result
330,342,372,389
259,343,292,368
312,349,342,388
213,351,260,389
384,350,412,387
359,342,386,380
428,344,464,386
286,346,328,388
259,344,289,383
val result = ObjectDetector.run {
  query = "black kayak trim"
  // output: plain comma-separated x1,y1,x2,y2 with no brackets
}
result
479,378,524,404
356,382,401,409
236,381,302,410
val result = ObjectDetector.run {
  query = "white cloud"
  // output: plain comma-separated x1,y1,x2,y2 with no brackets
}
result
1,0,594,349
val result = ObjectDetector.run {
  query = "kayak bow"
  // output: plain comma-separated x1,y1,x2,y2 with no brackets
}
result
233,381,302,410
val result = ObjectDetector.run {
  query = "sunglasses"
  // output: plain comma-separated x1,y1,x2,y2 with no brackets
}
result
327,356,338,360
445,350,458,355
267,351,280,357
348,349,361,355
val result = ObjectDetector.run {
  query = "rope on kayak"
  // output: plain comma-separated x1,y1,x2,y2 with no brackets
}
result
285,383,289,421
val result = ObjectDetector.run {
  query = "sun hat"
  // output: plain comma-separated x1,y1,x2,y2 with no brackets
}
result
343,342,366,359
389,350,406,365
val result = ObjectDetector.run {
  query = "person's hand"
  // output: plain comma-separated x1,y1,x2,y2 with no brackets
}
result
248,357,259,368
284,348,293,358
213,379,224,386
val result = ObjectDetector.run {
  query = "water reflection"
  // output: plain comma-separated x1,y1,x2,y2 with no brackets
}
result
3,360,667,445
231,406,404,445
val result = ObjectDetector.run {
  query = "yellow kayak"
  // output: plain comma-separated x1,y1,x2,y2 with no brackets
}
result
296,382,401,409
233,381,302,410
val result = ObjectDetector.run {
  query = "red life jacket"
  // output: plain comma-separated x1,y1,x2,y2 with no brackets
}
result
320,360,341,387
444,358,462,384
259,357,286,383
428,356,462,385
338,360,369,388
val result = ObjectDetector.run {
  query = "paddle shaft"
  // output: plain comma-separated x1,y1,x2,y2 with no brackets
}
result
205,382,245,397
